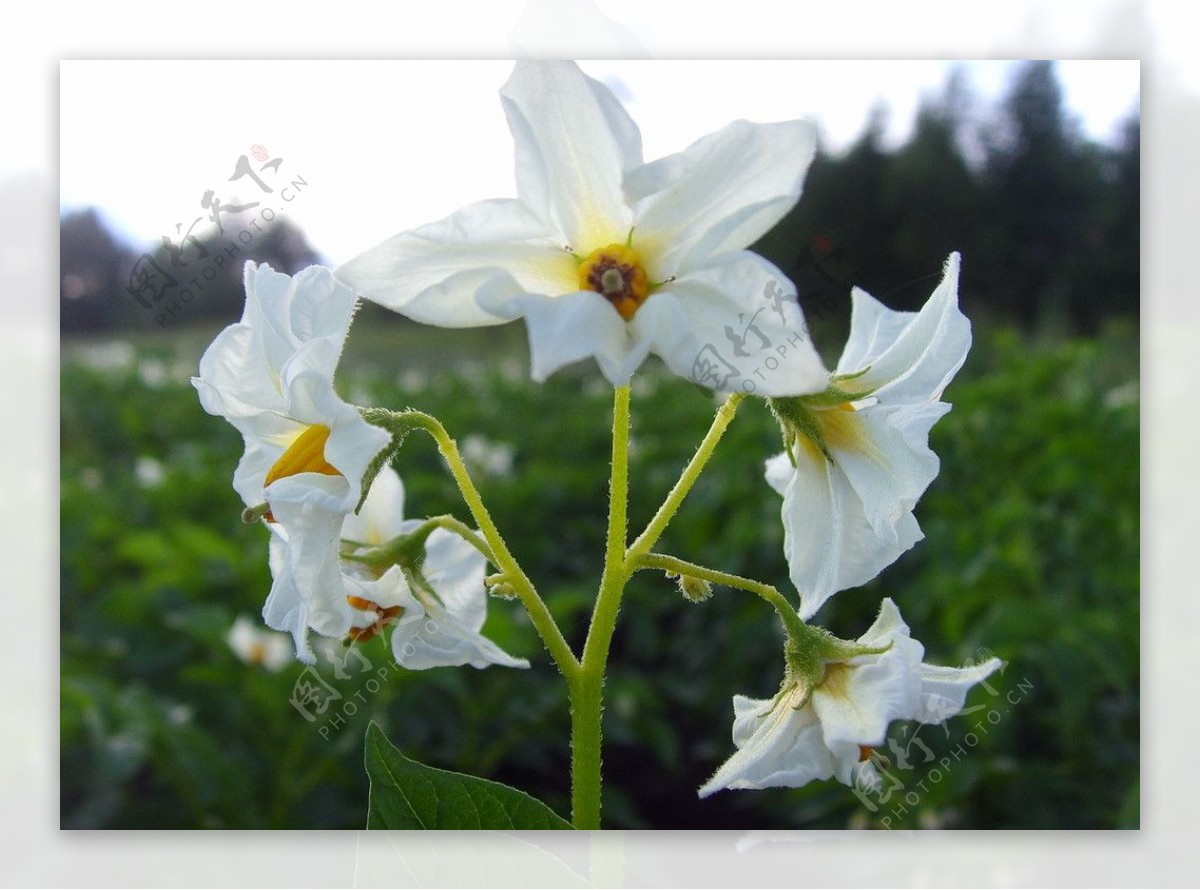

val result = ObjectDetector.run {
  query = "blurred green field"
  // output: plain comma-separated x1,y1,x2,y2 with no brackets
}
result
60,316,1139,829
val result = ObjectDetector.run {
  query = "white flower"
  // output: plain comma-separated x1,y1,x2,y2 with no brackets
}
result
338,60,828,396
459,433,515,479
225,615,294,672
698,598,999,797
766,253,970,619
133,455,164,488
193,261,389,662
339,467,530,670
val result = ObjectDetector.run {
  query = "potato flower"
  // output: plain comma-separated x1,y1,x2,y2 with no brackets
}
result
193,262,389,662
337,467,529,670
338,60,828,396
699,598,999,797
766,253,970,619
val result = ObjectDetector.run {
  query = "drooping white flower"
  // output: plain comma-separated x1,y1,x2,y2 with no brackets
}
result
225,615,294,672
698,598,999,797
193,261,389,662
766,253,970,619
339,466,529,670
338,60,828,397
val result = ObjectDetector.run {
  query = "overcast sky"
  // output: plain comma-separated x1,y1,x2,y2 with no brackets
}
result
59,59,1138,266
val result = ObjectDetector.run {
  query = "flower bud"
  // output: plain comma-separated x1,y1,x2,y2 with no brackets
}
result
675,573,713,603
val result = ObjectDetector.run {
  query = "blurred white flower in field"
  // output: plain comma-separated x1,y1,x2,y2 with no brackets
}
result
226,615,294,672
134,456,164,488
77,340,134,373
460,433,515,479
137,357,169,389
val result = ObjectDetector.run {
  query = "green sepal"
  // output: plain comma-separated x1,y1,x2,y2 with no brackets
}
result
355,407,443,514
781,622,893,702
768,396,832,462
798,379,878,409
344,518,439,575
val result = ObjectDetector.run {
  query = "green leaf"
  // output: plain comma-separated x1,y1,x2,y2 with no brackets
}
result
364,723,573,830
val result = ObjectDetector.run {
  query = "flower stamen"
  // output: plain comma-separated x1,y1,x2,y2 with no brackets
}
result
345,593,404,643
264,424,340,488
578,243,650,320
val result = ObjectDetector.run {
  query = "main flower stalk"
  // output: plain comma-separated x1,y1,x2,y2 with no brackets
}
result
569,387,745,828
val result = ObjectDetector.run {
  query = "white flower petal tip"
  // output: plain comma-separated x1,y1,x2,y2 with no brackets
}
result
340,60,825,390
769,253,971,614
195,263,388,664
699,599,998,798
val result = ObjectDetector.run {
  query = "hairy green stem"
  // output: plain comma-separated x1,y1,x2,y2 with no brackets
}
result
405,412,580,681
633,552,808,641
427,514,496,563
571,384,632,830
626,393,745,562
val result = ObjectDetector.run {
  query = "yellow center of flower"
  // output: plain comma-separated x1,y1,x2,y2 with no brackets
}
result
253,424,341,523
264,424,340,488
578,243,650,320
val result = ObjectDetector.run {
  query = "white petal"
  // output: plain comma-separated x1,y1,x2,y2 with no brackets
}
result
628,119,818,277
281,369,389,509
855,597,911,650
261,491,352,663
848,253,971,403
193,323,284,421
698,692,834,797
230,430,290,508
250,263,357,357
503,290,652,386
345,565,418,612
631,252,828,396
775,448,922,619
825,402,948,542
243,262,356,385
812,644,920,765
500,60,639,250
337,198,579,327
763,451,794,496
421,528,489,633
391,595,529,670
914,657,1003,725
343,465,407,547
837,288,918,376
265,467,354,517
